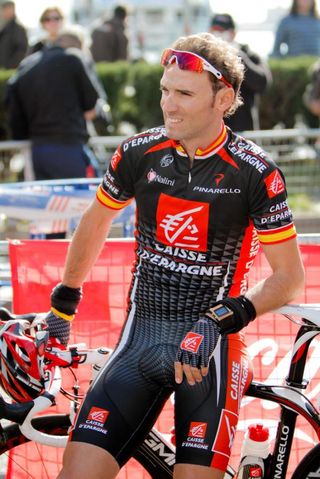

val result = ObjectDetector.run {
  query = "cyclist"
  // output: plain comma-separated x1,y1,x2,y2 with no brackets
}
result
47,33,305,479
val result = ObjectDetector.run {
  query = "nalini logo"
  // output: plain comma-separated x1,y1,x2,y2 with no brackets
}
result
156,193,209,251
87,407,109,425
264,170,285,198
189,422,207,439
181,332,203,353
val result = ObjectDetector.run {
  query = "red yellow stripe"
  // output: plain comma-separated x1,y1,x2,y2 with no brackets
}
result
96,184,132,210
257,223,297,245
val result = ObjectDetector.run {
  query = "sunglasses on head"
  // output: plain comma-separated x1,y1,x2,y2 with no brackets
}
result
42,15,62,23
161,48,232,88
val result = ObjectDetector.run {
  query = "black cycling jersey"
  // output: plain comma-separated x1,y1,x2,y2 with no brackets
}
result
71,124,296,471
97,124,296,322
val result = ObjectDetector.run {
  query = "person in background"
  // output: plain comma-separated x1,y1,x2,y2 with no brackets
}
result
0,0,27,69
90,4,128,62
271,0,320,57
45,32,304,479
28,6,64,54
6,29,102,180
210,13,272,132
303,59,320,150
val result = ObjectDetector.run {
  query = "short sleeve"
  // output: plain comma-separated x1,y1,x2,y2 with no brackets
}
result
96,143,135,211
249,165,296,245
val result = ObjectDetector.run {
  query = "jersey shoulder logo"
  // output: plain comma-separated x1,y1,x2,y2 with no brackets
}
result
156,193,209,251
264,170,285,198
110,146,122,171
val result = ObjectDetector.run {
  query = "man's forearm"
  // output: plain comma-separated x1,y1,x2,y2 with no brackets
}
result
62,202,115,288
245,269,304,317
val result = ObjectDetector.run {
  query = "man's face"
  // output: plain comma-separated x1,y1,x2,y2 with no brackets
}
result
160,64,220,149
1,5,15,21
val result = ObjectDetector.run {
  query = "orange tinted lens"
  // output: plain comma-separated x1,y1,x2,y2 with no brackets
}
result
175,52,204,72
161,49,204,72
161,49,173,66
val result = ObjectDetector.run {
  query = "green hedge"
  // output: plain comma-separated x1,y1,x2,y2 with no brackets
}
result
1,56,319,138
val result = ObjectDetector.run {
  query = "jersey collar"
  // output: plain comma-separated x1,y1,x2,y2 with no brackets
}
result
173,123,228,159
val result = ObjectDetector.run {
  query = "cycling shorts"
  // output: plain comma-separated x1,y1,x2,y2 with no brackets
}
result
69,318,253,472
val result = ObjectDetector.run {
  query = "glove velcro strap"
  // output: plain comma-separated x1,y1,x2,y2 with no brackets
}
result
50,306,75,322
51,283,82,316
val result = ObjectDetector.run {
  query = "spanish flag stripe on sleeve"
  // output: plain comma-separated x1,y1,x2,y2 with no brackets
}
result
257,223,297,244
96,185,131,210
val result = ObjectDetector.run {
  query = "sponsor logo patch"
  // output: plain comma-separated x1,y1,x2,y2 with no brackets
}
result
110,147,122,171
188,422,207,438
264,170,285,198
160,154,174,167
156,194,209,251
180,332,203,353
87,407,109,425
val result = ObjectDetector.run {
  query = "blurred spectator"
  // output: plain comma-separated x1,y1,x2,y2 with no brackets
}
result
0,0,27,69
90,4,128,62
271,0,320,57
6,30,103,181
28,6,64,54
303,60,320,147
210,13,272,131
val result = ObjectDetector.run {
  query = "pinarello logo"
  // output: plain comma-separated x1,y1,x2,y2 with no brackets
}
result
147,168,157,182
156,193,209,251
213,173,224,186
181,332,203,353
110,147,122,171
189,422,207,438
264,170,285,198
87,407,109,424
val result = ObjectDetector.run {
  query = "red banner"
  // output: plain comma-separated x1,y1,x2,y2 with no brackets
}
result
7,240,320,478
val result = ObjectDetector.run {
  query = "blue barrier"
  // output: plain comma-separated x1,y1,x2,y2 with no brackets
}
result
0,178,135,238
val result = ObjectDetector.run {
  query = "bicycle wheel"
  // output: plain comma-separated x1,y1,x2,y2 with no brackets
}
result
0,414,71,478
291,443,320,479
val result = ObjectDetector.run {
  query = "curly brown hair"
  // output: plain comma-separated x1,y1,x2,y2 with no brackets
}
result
170,32,244,116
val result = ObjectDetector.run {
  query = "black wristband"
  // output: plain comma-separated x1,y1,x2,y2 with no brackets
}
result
205,295,256,334
50,283,82,316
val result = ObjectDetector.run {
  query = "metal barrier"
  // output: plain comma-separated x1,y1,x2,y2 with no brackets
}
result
0,129,319,238
1,128,320,194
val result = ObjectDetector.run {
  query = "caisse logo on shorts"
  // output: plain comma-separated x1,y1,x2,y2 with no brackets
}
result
156,193,209,251
87,407,109,425
264,170,285,198
180,332,203,353
188,422,207,438
181,421,209,450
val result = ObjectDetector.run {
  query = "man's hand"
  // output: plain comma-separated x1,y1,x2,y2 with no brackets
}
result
175,316,220,386
45,283,82,346
174,296,256,385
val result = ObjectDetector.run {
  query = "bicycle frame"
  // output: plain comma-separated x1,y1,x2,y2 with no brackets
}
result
0,304,319,479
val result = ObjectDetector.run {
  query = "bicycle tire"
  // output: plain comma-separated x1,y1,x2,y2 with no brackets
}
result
291,443,320,479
